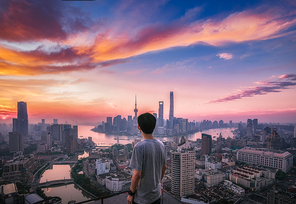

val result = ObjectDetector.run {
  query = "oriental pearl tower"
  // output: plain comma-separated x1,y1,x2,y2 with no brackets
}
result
134,95,138,119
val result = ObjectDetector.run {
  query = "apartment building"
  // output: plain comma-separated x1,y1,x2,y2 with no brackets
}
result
237,147,293,173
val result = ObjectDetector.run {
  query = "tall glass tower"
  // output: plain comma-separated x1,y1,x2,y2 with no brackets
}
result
158,101,164,127
169,91,174,128
17,101,28,137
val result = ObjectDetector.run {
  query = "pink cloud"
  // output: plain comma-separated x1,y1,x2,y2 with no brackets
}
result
0,0,92,42
1,2,296,76
207,74,296,103
216,53,233,60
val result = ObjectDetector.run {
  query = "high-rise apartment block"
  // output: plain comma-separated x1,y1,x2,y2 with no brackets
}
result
51,124,63,141
171,149,195,198
47,132,52,150
247,119,253,136
201,133,212,155
64,125,78,154
12,101,28,137
253,119,258,133
9,132,24,153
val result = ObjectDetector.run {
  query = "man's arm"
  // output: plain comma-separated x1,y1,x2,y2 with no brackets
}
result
161,163,166,180
127,169,141,203
130,169,141,193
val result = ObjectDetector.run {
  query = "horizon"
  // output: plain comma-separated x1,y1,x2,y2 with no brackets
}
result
0,0,296,124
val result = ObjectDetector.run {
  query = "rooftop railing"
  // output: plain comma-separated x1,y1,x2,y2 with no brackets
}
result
75,189,182,204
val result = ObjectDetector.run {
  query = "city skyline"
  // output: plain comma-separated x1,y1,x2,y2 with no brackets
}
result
0,0,296,124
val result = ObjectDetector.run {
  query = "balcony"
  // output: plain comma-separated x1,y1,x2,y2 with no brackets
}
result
76,190,182,204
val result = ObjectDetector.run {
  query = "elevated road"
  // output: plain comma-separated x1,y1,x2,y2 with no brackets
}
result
53,160,77,164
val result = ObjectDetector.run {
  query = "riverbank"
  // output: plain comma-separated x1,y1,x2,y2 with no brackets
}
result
91,127,200,137
71,160,111,198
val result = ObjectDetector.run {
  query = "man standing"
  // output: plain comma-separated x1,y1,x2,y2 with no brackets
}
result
127,113,166,204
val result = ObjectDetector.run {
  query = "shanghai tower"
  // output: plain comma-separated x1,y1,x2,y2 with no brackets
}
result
17,101,28,137
158,101,164,127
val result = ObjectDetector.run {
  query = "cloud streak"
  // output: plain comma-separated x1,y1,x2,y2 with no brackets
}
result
207,74,296,104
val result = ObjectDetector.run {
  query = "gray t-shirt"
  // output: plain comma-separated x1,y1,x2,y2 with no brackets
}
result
130,139,165,204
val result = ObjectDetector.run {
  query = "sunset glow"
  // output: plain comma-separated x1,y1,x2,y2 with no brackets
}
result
0,0,295,124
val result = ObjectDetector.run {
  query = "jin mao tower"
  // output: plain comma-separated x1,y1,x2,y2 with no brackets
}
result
169,91,174,129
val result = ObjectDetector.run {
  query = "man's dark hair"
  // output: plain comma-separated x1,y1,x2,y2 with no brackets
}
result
138,113,156,134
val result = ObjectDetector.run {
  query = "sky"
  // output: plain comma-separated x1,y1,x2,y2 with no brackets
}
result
0,0,296,124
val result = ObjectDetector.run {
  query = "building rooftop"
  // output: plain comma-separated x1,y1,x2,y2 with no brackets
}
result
25,194,44,204
238,147,292,158
1,183,17,195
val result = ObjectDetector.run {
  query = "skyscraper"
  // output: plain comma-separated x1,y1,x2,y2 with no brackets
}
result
247,119,253,136
158,101,164,127
201,133,212,155
171,149,195,197
253,119,258,133
9,132,24,153
64,126,78,154
13,101,28,137
169,91,174,129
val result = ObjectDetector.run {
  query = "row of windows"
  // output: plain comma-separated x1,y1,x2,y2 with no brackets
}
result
238,154,284,168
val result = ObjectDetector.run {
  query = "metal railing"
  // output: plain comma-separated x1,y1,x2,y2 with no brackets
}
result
76,190,129,204
75,189,182,204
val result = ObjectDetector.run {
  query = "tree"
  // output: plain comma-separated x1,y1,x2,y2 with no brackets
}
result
275,170,286,180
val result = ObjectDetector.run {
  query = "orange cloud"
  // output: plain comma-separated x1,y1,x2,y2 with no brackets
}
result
1,6,296,76
84,9,296,63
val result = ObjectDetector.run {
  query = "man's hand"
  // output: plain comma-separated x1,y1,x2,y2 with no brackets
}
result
127,195,134,204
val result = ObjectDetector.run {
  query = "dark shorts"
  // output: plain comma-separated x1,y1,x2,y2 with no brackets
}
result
133,197,161,204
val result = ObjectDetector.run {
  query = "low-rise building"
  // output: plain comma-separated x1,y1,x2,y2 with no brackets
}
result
237,147,293,173
229,166,274,190
97,171,131,192
37,143,47,153
0,183,19,204
2,154,39,182
96,159,110,175
205,155,222,170
181,194,209,204
267,190,296,204
196,169,225,187
224,180,245,196
221,153,235,167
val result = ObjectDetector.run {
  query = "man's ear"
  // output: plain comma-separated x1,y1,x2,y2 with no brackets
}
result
138,125,141,131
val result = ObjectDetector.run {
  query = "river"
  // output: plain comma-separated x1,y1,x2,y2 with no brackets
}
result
78,125,235,146
41,165,94,204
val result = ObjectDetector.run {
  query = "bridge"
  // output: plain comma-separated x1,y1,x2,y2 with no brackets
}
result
53,160,77,164
37,179,74,188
